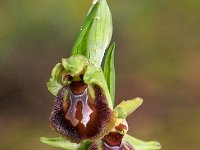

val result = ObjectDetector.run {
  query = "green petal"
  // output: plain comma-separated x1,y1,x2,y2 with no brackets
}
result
40,137,81,150
124,134,161,150
47,63,65,96
88,0,113,67
104,42,115,106
84,64,113,109
114,98,143,118
71,2,100,57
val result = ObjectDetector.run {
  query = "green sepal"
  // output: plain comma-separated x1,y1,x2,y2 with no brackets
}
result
87,0,113,67
47,63,65,96
124,134,161,150
71,2,100,57
84,64,113,109
114,97,143,118
103,42,115,106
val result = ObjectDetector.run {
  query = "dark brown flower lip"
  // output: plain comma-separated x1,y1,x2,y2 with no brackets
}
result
49,83,115,143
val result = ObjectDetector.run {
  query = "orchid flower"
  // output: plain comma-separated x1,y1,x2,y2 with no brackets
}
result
41,0,161,149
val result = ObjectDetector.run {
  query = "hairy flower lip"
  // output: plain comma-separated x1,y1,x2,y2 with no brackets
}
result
49,83,115,143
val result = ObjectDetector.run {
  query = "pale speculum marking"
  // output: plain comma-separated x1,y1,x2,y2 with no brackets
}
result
65,88,93,127
103,142,122,150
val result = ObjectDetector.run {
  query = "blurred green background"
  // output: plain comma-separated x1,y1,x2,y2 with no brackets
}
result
0,0,200,150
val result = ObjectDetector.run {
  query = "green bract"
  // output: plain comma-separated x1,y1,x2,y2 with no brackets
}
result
72,0,112,67
104,42,115,105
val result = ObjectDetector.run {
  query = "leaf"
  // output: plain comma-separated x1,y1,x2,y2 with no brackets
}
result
71,1,100,57
72,0,113,67
114,98,143,118
124,134,161,150
88,0,113,66
104,42,115,106
40,137,81,150
47,63,65,96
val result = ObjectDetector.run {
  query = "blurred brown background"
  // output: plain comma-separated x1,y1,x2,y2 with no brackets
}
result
0,0,200,150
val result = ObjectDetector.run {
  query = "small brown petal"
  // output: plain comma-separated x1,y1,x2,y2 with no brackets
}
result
115,123,128,132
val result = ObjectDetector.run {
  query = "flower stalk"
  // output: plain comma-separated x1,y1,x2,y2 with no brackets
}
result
41,0,161,149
